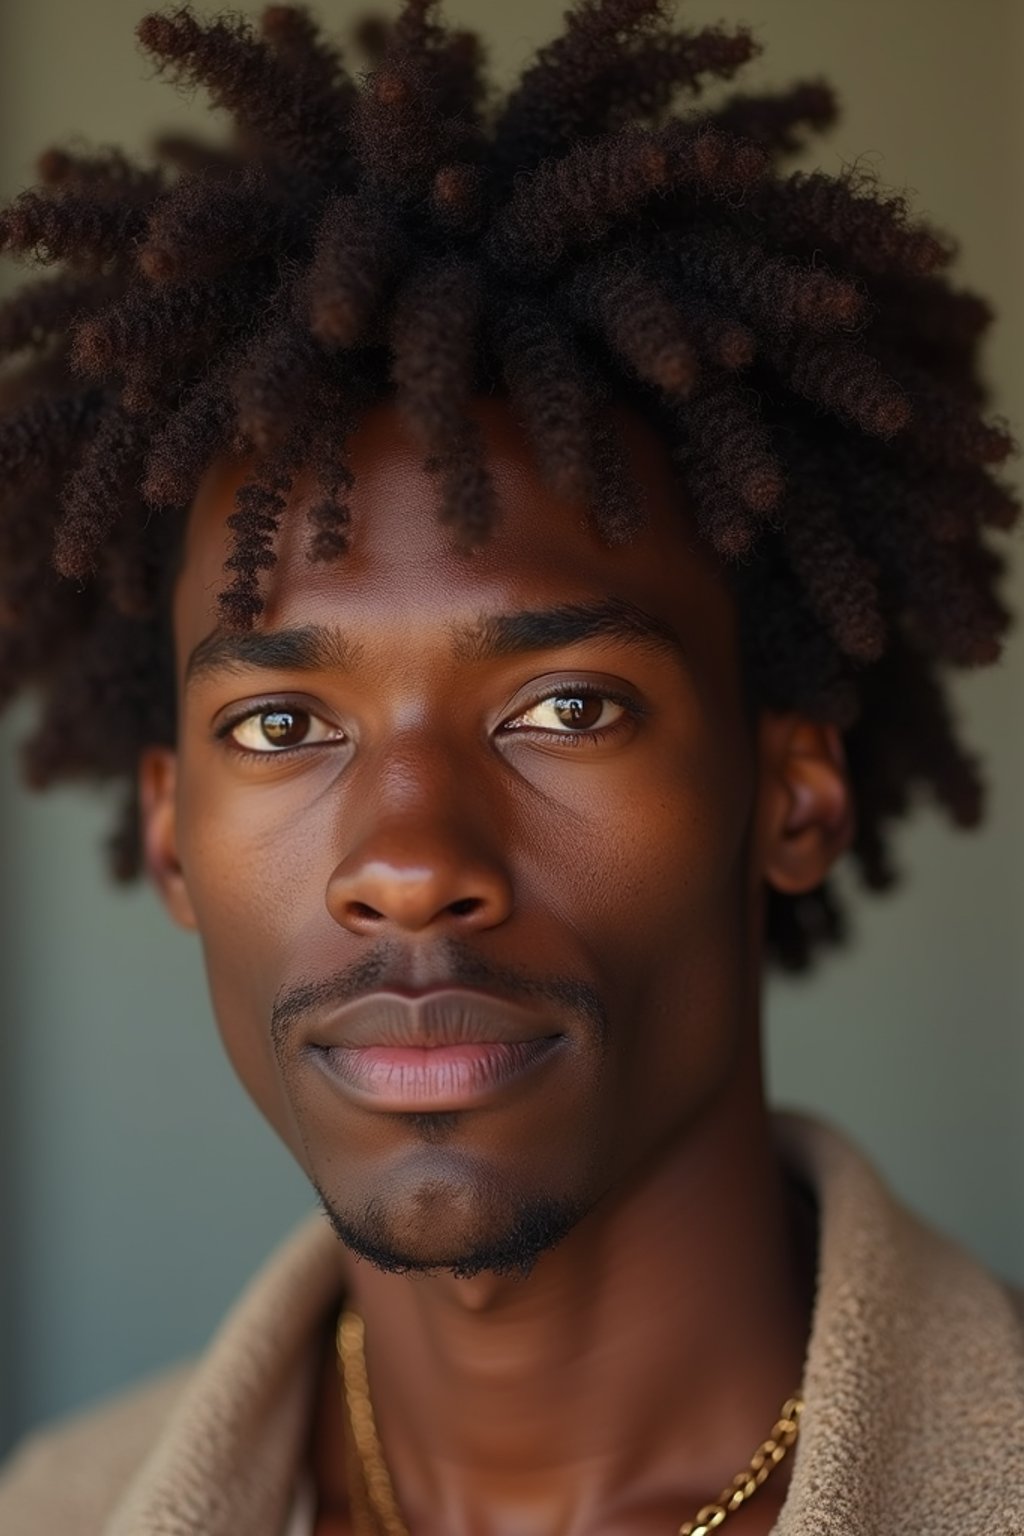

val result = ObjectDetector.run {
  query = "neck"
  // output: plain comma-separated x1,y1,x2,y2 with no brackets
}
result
311,1043,819,1535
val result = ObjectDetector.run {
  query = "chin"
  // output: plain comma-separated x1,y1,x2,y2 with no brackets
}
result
312,1162,592,1280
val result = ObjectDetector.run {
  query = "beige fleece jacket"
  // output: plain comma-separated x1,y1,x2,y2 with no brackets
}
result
2,1110,1022,1535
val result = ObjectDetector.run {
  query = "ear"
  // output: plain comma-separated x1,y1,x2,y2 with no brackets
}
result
138,746,198,931
755,714,855,894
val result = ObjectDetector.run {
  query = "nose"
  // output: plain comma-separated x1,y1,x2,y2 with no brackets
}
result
325,810,515,937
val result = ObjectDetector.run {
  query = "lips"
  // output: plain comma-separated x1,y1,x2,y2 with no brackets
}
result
309,989,565,1111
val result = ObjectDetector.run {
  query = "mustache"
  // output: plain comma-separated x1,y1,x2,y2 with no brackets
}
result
270,939,608,1056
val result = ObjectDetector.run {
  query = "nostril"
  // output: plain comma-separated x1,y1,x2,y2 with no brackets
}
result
448,897,482,918
348,901,384,922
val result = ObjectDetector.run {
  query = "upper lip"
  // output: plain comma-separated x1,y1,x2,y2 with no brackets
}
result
312,988,561,1051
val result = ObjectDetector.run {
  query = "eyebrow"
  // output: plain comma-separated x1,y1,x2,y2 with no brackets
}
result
185,626,364,686
185,598,686,687
451,598,687,666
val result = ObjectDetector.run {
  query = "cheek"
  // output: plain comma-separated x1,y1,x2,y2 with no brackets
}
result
517,705,755,950
517,712,757,1129
176,761,336,1144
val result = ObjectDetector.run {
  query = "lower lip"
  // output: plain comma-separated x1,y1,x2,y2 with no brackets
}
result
316,1038,563,1111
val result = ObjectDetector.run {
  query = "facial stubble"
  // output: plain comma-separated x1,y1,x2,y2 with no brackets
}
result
276,939,611,1279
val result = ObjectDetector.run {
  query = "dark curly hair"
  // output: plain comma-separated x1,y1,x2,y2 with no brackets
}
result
0,0,1018,970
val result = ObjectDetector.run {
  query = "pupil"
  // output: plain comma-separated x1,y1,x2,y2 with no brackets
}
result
554,695,601,729
261,709,306,745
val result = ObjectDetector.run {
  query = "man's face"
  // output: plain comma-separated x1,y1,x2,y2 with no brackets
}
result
156,395,782,1276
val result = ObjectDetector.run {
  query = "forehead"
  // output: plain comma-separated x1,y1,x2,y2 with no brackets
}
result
174,394,738,660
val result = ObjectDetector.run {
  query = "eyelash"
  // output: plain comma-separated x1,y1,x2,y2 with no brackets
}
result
501,681,646,748
213,698,332,764
214,682,646,762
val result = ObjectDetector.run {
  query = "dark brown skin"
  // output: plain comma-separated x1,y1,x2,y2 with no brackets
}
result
141,394,852,1536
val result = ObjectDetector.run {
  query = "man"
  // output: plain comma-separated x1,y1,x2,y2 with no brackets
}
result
0,2,1022,1533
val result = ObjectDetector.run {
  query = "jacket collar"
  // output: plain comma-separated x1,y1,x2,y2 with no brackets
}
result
773,1112,1024,1533
105,1111,1024,1534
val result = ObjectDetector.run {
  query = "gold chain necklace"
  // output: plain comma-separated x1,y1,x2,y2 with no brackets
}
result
336,1309,803,1536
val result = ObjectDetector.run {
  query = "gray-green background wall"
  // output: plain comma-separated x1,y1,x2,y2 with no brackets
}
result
1,0,1021,1458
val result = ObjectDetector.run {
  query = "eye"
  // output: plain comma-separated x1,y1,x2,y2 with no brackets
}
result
508,690,627,734
224,705,341,754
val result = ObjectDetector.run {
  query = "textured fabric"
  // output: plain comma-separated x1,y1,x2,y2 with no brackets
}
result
284,1474,316,1536
1,1110,1022,1534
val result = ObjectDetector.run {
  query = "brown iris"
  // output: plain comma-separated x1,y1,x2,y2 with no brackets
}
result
259,709,310,747
552,695,603,729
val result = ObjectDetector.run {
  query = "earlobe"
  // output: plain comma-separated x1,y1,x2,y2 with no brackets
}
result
757,715,855,895
138,747,198,931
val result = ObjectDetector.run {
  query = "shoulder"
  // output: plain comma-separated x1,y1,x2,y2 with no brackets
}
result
0,1361,194,1536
